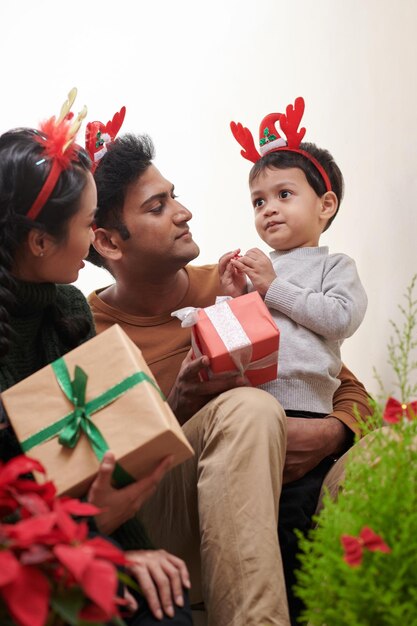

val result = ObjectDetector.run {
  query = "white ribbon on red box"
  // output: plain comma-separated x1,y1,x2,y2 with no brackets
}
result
172,297,277,376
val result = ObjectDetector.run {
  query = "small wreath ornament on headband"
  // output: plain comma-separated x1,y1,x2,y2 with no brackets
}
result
27,88,87,221
85,106,126,173
230,96,332,192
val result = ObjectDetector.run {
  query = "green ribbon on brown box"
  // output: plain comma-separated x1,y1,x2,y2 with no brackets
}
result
21,357,164,487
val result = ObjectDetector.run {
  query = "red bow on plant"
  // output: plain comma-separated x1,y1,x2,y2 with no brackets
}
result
383,397,417,423
341,526,391,567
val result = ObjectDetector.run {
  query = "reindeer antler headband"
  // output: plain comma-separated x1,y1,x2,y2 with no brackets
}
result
230,97,332,192
85,106,126,173
27,88,87,221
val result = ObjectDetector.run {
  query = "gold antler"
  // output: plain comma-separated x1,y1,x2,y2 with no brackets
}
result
57,87,78,124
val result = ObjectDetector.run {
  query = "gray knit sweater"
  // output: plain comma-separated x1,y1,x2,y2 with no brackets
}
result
255,247,368,413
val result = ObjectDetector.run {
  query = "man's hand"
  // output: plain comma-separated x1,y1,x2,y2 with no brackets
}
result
88,452,173,535
125,549,191,620
231,248,276,297
218,249,247,297
284,417,349,483
167,350,249,424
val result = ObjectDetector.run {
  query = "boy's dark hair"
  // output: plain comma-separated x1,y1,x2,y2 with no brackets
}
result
249,142,344,231
88,134,155,268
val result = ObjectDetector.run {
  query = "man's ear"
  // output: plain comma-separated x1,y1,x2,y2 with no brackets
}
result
319,191,338,224
92,227,123,262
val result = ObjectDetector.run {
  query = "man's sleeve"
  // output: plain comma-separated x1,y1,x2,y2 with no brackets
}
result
330,363,372,438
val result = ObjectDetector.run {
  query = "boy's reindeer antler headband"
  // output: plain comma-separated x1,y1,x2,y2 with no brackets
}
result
27,88,87,220
230,97,332,192
85,106,126,173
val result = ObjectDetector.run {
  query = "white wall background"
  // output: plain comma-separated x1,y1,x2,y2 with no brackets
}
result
2,0,416,397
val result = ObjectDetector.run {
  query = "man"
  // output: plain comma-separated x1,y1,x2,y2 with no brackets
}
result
87,134,370,626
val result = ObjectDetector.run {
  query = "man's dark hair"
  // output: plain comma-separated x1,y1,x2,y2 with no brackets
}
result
249,142,344,231
88,133,155,268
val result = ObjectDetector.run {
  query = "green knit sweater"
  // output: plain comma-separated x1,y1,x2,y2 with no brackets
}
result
0,279,153,550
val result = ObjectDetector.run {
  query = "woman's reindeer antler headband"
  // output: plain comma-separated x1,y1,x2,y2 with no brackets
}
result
85,106,126,173
27,88,87,220
230,97,332,192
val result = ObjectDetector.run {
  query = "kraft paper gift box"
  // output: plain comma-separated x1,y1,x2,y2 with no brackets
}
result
173,291,279,386
1,324,193,497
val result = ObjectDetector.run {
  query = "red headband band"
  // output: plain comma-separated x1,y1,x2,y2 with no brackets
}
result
230,97,332,192
26,88,87,221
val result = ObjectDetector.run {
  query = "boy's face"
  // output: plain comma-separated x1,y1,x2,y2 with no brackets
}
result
250,166,326,251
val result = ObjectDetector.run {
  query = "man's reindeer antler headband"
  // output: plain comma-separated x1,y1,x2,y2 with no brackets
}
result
230,97,332,192
27,88,87,220
85,106,126,173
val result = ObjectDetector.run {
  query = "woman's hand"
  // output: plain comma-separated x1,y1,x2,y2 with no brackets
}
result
88,451,173,535
126,549,191,620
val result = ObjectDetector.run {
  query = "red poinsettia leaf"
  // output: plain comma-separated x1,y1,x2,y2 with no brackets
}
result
0,550,20,586
20,544,53,565
53,500,79,541
360,527,391,553
54,544,93,583
84,536,128,565
79,602,115,622
82,558,119,617
58,497,101,517
5,512,57,546
14,491,51,516
0,455,46,486
2,565,50,626
14,478,56,499
0,494,19,516
341,534,363,567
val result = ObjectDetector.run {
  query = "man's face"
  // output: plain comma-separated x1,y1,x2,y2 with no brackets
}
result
119,164,200,273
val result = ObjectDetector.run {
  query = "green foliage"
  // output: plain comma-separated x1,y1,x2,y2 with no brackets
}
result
295,275,417,625
374,274,417,403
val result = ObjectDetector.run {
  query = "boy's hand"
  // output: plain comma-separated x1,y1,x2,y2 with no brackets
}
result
231,248,276,297
219,249,247,298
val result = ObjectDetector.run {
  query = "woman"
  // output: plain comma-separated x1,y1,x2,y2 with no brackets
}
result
0,91,192,625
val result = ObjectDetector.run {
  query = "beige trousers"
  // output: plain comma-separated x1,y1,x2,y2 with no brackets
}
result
139,387,290,626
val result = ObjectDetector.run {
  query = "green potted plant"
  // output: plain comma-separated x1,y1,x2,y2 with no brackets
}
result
295,276,417,625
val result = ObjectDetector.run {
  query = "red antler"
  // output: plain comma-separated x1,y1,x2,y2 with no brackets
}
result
85,106,126,172
279,97,306,148
230,121,261,163
104,106,126,140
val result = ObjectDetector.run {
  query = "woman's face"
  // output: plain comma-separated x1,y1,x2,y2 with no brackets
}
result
14,172,97,284
44,172,97,284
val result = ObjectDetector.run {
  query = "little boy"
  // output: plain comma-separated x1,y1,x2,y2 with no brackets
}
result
219,97,368,624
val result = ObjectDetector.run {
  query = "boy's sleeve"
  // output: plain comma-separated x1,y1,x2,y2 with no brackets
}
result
264,254,367,340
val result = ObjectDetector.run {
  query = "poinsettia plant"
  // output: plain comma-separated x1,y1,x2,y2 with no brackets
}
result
0,454,128,626
295,275,417,624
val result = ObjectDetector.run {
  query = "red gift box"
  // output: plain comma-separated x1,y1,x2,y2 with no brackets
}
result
175,292,279,386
